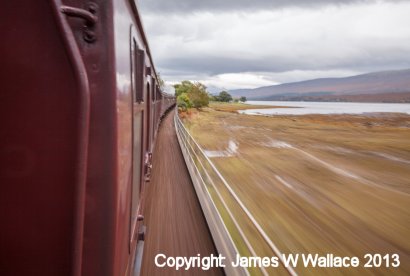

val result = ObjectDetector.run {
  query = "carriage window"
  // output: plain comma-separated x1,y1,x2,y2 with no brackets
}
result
131,112,143,228
154,85,159,102
157,86,161,100
152,83,156,102
132,39,145,103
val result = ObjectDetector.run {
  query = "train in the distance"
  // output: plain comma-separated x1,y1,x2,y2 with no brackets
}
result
0,1,175,275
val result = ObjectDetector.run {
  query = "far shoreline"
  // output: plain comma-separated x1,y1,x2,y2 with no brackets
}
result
238,101,410,116
209,102,301,113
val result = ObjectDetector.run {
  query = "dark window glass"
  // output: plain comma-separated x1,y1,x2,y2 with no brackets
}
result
131,112,143,225
133,39,145,103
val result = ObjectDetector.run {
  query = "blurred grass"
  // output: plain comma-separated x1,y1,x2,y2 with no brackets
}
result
182,103,410,275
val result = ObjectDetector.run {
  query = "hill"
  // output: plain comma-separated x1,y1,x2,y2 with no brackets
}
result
229,69,410,102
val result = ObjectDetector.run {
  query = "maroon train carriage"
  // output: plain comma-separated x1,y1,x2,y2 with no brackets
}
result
0,1,175,275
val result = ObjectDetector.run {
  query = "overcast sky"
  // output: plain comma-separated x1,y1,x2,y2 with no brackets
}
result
139,0,410,91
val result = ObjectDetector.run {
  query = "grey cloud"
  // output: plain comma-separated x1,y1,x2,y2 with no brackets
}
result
157,52,410,77
139,0,410,87
139,0,397,13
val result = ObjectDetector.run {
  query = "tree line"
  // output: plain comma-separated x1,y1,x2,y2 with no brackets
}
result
174,80,246,111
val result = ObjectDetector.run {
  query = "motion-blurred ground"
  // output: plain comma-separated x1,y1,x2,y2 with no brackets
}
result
182,102,410,275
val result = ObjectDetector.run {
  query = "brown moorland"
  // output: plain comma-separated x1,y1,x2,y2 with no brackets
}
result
181,102,410,275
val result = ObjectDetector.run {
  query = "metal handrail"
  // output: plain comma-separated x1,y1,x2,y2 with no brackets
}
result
174,113,248,276
176,119,264,273
174,111,298,276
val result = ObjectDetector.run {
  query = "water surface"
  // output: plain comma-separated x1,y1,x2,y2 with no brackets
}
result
240,101,410,115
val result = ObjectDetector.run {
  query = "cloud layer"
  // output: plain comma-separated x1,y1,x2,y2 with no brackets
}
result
140,0,402,13
139,0,410,90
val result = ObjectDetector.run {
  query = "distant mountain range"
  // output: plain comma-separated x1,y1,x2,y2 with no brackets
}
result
229,69,410,103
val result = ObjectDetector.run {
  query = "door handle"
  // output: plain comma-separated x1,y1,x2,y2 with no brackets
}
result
61,4,98,42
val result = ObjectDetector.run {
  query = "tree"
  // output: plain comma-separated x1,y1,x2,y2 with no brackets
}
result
188,83,209,108
177,93,192,111
240,96,247,102
217,91,233,102
208,94,216,102
174,80,210,109
174,80,194,97
157,72,165,90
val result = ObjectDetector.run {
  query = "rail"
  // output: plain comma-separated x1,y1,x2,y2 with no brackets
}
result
174,111,298,276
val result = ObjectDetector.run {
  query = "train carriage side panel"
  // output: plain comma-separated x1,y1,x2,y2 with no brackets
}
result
0,1,175,276
112,0,162,274
0,1,90,275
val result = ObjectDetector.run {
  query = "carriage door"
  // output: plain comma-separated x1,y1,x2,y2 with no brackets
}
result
130,32,145,246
